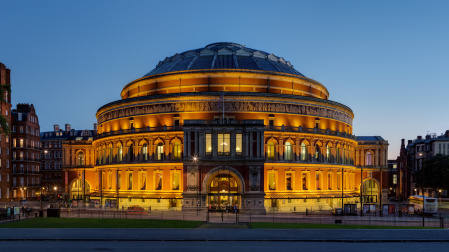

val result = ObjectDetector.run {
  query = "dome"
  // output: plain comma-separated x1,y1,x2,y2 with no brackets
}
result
143,42,305,77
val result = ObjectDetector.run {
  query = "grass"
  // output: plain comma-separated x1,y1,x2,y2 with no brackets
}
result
249,222,438,229
0,218,203,228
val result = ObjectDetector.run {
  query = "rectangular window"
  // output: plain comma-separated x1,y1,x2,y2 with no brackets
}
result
328,173,332,189
316,173,321,190
393,174,397,185
268,172,276,190
217,133,230,155
20,139,24,147
236,133,243,155
140,173,147,190
172,172,180,190
108,173,112,189
20,126,23,133
118,172,121,189
205,134,212,155
337,173,341,190
286,172,292,190
302,173,308,190
155,173,162,190
128,172,133,189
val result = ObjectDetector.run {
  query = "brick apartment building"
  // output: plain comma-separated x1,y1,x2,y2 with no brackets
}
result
0,62,12,202
11,104,41,201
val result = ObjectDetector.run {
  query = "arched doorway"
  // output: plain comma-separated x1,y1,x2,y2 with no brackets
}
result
206,168,243,212
70,179,91,200
362,179,379,203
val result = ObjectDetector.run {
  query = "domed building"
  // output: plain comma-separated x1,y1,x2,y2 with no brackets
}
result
63,42,388,214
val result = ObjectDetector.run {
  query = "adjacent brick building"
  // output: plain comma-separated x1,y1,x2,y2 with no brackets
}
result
11,103,41,201
0,62,12,202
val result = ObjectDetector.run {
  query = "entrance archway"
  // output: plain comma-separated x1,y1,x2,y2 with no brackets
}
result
204,167,244,211
70,179,91,200
362,179,379,203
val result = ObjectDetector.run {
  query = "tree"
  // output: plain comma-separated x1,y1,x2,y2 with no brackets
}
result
416,154,449,192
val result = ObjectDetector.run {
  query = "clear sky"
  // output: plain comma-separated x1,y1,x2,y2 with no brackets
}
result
1,0,448,159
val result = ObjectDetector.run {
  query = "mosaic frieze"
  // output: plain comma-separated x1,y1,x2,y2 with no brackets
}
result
98,101,352,125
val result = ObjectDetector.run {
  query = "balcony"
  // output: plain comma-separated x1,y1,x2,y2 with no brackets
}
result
95,125,183,140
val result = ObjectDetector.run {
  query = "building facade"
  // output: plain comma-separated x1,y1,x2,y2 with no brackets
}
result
11,104,40,201
399,131,449,198
41,124,95,201
65,42,388,213
0,62,12,202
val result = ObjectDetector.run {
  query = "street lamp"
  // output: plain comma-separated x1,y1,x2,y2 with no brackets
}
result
24,187,27,201
193,156,199,215
439,189,442,207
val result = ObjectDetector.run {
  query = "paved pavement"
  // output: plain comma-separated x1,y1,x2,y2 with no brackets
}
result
0,228,449,242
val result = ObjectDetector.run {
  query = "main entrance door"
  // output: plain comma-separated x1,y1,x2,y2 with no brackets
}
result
208,172,240,211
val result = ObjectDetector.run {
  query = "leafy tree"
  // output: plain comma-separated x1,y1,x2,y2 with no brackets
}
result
416,154,449,192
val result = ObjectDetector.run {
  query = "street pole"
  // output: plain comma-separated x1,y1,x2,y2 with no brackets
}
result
380,167,382,217
341,168,344,209
360,166,363,216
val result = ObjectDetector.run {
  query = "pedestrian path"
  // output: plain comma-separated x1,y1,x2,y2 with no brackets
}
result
197,223,249,229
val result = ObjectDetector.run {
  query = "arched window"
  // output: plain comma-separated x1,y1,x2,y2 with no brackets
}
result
156,143,164,161
117,144,123,162
336,147,341,163
142,144,148,161
108,145,113,163
173,142,181,160
284,142,292,161
267,141,275,160
102,147,106,164
326,144,330,162
366,152,372,166
77,152,84,166
315,144,320,162
129,144,134,161
98,150,102,164
301,142,308,161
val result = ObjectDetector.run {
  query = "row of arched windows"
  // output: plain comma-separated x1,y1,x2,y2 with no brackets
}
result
96,141,182,165
266,140,354,165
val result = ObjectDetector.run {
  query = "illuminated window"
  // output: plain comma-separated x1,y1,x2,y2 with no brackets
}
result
108,145,113,163
13,138,16,147
315,144,320,161
142,144,148,161
156,143,164,161
217,133,230,156
366,152,372,166
284,142,292,161
102,147,106,164
267,141,275,160
118,145,123,162
205,134,212,155
127,172,133,189
77,152,84,166
20,139,23,148
268,172,276,190
393,174,397,185
326,144,330,162
173,142,181,160
140,172,147,190
286,172,292,190
301,142,307,161
155,172,162,190
236,134,242,155
172,172,180,190
336,147,341,163
302,173,308,190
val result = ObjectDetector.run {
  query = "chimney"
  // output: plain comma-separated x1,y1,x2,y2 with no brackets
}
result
417,136,422,140
426,135,431,140
93,123,97,131
54,124,59,131
408,140,412,145
65,124,71,132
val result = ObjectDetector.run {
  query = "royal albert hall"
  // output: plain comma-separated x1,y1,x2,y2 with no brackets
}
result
64,42,388,213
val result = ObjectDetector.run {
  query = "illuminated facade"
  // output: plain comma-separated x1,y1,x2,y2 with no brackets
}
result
65,42,388,213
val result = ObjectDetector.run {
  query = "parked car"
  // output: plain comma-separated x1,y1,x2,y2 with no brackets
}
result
332,207,343,216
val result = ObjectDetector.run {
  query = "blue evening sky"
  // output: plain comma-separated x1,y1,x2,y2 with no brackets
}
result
1,0,448,159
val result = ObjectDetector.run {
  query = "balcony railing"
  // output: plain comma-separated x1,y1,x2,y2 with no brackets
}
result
95,125,183,139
